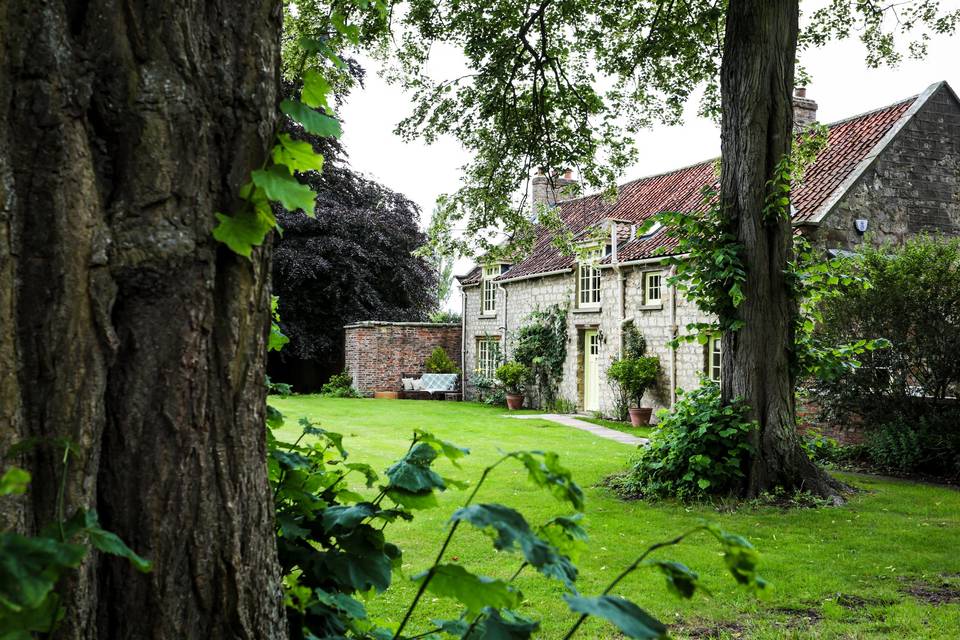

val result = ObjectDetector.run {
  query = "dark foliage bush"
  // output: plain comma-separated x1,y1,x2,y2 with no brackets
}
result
270,133,436,391
610,383,756,500
813,236,960,477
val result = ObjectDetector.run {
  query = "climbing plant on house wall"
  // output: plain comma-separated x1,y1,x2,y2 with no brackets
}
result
513,306,569,410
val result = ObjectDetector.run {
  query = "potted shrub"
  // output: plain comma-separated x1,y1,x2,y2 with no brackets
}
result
495,362,530,410
606,356,660,426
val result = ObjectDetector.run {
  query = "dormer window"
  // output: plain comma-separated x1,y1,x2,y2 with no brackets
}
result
481,265,499,315
577,246,602,308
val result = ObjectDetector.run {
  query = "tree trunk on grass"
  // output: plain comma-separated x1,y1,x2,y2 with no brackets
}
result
719,0,845,501
0,1,286,637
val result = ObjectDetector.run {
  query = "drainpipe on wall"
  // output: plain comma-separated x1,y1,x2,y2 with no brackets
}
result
499,284,508,360
460,287,467,386
669,265,678,407
611,222,624,359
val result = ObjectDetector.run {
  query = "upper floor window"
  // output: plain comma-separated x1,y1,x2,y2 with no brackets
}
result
578,247,601,308
708,334,722,383
644,271,662,304
481,265,499,315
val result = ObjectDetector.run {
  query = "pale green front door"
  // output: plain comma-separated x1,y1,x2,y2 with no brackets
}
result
583,330,600,412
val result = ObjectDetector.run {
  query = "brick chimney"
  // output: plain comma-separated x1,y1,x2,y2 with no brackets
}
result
531,168,577,212
793,87,818,130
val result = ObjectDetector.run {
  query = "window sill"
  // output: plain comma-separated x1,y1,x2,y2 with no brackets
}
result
637,303,663,311
478,313,497,319
572,307,602,314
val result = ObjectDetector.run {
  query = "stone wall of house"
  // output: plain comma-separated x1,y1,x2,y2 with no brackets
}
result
462,263,715,419
344,322,462,394
811,84,960,249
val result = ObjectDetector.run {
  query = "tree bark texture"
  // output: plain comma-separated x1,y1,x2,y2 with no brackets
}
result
719,0,844,499
0,1,287,637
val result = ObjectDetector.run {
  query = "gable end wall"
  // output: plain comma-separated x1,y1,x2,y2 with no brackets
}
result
816,84,960,248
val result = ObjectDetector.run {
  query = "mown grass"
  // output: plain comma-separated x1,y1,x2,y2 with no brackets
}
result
579,415,654,439
271,396,960,639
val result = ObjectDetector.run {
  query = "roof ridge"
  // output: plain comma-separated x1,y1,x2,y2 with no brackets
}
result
552,84,933,209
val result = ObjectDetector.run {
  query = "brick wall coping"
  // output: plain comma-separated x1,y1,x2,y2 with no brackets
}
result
344,321,461,329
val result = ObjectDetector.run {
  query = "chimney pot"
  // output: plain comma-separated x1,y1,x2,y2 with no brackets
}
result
792,87,818,131
563,168,573,180
795,87,807,98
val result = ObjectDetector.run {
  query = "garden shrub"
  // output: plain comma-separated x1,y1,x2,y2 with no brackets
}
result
472,371,506,406
320,371,361,397
424,346,460,373
612,383,756,500
606,357,660,408
812,235,960,478
495,361,530,394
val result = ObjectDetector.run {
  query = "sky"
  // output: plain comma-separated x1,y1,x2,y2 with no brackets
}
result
336,9,960,311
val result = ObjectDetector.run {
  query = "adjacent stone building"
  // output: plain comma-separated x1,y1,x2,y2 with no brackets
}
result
457,81,960,418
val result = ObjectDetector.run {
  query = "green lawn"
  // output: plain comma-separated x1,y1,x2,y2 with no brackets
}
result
271,396,960,639
579,415,654,439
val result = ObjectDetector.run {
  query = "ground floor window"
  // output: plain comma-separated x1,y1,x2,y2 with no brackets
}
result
644,271,662,304
476,337,501,378
708,334,722,383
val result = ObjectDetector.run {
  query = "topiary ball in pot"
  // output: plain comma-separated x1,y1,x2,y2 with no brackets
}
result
606,356,660,426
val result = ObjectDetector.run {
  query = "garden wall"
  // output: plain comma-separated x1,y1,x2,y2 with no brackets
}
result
344,321,462,393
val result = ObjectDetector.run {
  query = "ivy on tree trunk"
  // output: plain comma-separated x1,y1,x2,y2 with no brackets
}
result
0,1,287,637
719,0,844,500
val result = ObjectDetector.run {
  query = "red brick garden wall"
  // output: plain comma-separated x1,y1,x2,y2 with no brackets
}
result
344,322,462,394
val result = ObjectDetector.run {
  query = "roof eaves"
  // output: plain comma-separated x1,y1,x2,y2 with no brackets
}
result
807,81,942,225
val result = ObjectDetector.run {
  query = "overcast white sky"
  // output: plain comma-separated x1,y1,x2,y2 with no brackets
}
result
336,7,960,311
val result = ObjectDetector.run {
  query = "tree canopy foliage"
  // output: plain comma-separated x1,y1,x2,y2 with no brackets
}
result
270,133,436,390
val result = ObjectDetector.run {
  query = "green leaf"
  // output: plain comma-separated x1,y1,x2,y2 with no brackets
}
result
413,564,521,614
469,608,540,639
647,561,709,600
272,133,325,174
414,430,470,467
0,467,30,496
0,591,63,636
301,70,332,111
313,588,368,620
385,442,447,493
345,462,379,488
65,510,152,573
451,504,577,588
322,502,378,534
385,488,438,510
538,514,588,561
251,166,316,215
266,404,285,429
281,99,342,138
212,206,275,258
322,527,400,593
564,595,667,639
708,527,765,591
0,532,86,612
507,451,584,511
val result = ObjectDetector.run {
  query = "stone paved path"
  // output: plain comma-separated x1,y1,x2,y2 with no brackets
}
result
505,413,649,446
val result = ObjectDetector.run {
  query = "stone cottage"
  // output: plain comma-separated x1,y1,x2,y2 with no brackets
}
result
456,81,960,417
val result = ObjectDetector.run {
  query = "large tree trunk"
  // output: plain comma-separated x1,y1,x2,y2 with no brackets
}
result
0,1,287,637
719,0,844,500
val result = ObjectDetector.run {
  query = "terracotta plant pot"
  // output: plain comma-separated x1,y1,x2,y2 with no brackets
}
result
628,407,652,427
506,393,525,410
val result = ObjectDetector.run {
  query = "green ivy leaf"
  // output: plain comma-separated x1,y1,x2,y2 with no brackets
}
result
281,99,342,138
451,504,577,588
413,564,522,614
272,133,325,174
564,595,667,639
0,467,30,496
251,166,316,215
0,591,63,636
